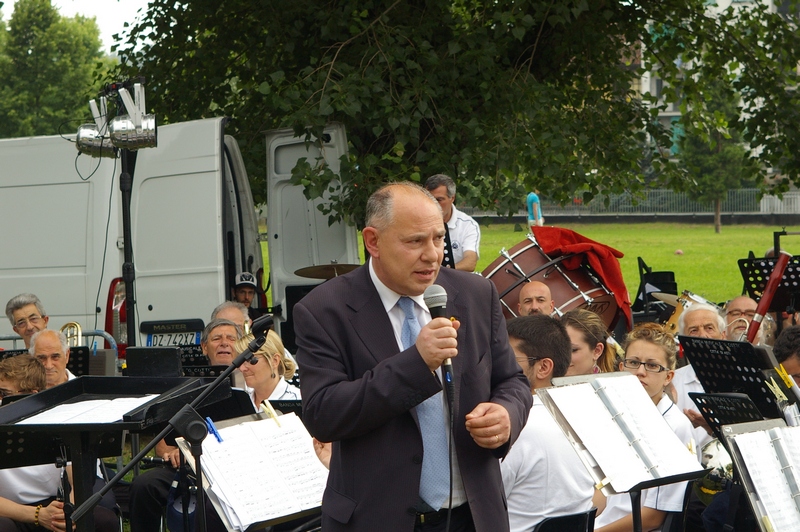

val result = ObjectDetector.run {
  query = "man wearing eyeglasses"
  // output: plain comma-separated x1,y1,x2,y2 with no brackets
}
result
502,315,594,531
723,296,758,341
5,293,49,348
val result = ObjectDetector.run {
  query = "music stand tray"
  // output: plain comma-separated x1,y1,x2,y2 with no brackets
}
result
680,336,792,419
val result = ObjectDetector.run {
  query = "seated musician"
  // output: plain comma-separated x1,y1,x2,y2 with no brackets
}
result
234,329,300,409
560,308,619,374
210,301,251,331
517,281,555,317
594,323,695,532
127,319,243,532
723,296,757,342
29,330,72,389
0,354,43,398
773,325,800,385
502,315,595,531
671,303,725,450
0,354,118,532
5,294,49,349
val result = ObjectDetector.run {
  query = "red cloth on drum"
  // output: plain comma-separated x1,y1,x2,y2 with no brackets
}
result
532,226,632,328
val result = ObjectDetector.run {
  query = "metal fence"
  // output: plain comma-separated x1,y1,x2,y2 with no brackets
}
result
465,189,800,217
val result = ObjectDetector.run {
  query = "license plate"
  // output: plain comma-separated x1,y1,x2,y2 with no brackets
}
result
146,332,201,346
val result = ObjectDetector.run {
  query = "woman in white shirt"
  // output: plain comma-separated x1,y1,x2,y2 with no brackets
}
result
595,323,695,532
235,329,301,408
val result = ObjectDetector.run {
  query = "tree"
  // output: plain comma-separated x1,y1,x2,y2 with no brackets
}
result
113,0,800,227
0,0,109,138
677,81,760,233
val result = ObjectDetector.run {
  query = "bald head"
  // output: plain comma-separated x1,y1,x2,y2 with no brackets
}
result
518,281,555,316
29,329,70,388
363,183,445,296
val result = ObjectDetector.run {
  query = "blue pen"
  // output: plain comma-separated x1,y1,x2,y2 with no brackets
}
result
205,417,223,443
92,341,97,357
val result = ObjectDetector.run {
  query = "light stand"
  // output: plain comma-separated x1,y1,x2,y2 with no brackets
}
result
75,78,157,349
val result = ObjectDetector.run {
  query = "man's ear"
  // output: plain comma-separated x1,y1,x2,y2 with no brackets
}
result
537,358,554,382
363,227,379,258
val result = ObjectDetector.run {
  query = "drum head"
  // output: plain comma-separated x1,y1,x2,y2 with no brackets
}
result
481,237,621,330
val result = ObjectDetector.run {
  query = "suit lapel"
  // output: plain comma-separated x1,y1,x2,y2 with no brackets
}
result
346,266,400,365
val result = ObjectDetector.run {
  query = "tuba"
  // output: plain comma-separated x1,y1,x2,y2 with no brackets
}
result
59,321,83,347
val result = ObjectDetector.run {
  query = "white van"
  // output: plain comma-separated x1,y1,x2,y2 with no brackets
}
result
264,123,360,352
0,117,263,351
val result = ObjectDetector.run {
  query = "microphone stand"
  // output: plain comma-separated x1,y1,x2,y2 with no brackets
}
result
71,321,270,528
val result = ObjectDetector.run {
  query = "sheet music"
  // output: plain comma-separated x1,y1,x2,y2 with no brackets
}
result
598,377,700,478
546,380,649,492
17,395,159,424
179,413,327,531
544,375,700,493
733,430,800,530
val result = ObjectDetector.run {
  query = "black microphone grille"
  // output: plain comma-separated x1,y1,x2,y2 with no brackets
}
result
423,284,448,309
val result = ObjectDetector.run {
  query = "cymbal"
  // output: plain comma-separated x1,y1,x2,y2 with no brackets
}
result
294,263,360,280
651,292,681,306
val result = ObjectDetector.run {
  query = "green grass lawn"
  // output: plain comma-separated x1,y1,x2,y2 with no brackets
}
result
262,222,800,306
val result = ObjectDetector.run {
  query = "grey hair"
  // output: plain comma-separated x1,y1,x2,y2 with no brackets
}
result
365,182,439,230
6,293,47,325
424,174,456,198
211,301,250,323
201,318,243,344
29,329,68,355
678,303,725,335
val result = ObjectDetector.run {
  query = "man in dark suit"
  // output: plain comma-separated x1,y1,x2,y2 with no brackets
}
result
294,182,532,531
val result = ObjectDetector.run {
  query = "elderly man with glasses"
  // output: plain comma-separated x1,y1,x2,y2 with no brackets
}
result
5,293,49,348
723,295,758,341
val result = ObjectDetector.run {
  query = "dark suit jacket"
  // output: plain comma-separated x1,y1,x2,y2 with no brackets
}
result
294,265,532,531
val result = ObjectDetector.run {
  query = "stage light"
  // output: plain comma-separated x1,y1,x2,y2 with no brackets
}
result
76,81,157,158
76,124,115,158
109,113,157,150
76,96,116,158
108,83,157,151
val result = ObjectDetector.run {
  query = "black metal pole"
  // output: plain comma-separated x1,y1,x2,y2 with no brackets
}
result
120,149,138,347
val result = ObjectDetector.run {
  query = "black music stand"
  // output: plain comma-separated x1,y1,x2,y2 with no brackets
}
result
125,346,182,377
0,376,227,532
679,336,794,420
688,392,764,444
0,346,92,377
739,256,800,317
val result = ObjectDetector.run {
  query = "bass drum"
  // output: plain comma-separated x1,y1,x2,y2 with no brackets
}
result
481,237,620,329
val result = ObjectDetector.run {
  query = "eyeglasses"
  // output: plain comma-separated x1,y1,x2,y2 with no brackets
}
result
726,309,756,319
14,315,43,329
622,359,668,373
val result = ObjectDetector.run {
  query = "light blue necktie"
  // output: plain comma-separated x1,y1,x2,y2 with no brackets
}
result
397,296,451,510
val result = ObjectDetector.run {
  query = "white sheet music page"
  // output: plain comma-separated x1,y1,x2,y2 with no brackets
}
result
192,413,328,531
597,376,700,478
546,380,648,492
733,430,800,530
17,395,159,424
545,375,700,493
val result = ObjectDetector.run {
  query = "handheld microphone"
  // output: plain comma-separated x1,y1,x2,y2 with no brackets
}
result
423,285,455,404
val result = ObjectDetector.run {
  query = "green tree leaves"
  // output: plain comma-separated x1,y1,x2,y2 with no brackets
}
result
111,0,800,227
0,0,108,138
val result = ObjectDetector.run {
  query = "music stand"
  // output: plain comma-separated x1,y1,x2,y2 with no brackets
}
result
688,392,764,444
739,256,800,314
0,376,224,532
0,346,92,377
679,336,793,420
125,346,182,377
